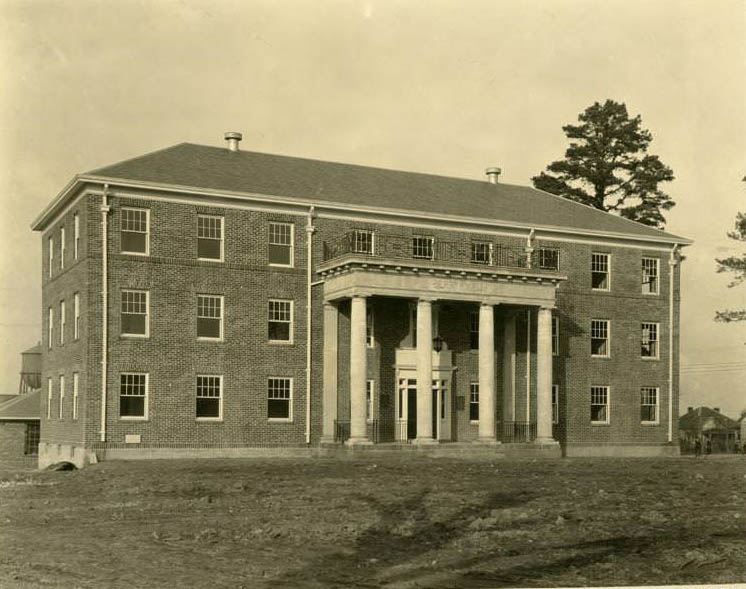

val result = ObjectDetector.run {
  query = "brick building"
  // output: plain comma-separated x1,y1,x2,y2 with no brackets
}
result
32,133,691,467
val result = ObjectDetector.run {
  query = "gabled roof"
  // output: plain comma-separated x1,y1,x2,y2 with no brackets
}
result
679,406,739,432
0,391,40,421
34,142,692,245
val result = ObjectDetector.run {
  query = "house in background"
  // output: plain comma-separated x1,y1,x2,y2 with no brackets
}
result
32,133,691,468
679,406,740,453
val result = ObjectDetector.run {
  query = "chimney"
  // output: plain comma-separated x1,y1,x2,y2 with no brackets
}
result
485,167,502,184
687,407,693,413
224,132,242,152
714,407,720,413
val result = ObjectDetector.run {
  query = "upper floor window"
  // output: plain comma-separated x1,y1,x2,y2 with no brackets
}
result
641,322,659,358
591,253,610,290
412,236,434,260
471,242,492,265
73,213,79,260
74,293,80,340
120,373,148,419
552,384,559,424
121,208,149,255
640,387,659,424
552,316,559,356
268,299,293,343
48,306,53,349
197,294,223,340
60,226,65,269
642,258,659,295
352,229,374,255
268,222,293,266
591,385,609,424
366,380,375,422
469,382,479,422
591,319,609,357
538,248,559,270
268,377,292,421
196,375,222,420
47,378,52,419
469,311,479,350
197,215,223,261
59,300,66,345
48,237,53,278
58,375,65,420
121,290,149,337
366,306,374,347
72,372,79,420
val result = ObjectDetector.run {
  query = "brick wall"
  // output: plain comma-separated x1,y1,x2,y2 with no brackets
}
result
0,421,38,468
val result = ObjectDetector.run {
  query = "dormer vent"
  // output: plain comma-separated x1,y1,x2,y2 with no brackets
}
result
224,132,242,152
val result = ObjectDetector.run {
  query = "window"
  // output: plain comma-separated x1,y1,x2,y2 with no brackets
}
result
469,382,479,421
59,300,65,345
471,241,492,265
469,311,479,350
366,306,374,347
591,386,609,424
640,387,659,423
74,293,80,340
48,306,53,349
196,375,222,420
641,322,659,358
121,207,149,254
72,373,79,420
539,248,560,270
409,305,418,348
591,319,610,357
197,215,223,261
552,384,559,424
120,373,148,419
24,423,40,456
197,295,223,340
352,230,374,255
268,377,292,420
47,378,52,419
642,257,659,294
48,236,53,277
268,299,293,343
412,236,434,260
73,213,79,260
60,226,65,269
591,253,610,290
434,380,448,420
268,222,293,266
121,290,149,337
366,380,375,421
552,316,559,356
58,375,65,420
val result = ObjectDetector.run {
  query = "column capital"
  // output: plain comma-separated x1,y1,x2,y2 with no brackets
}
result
351,292,370,299
417,296,436,305
538,304,555,312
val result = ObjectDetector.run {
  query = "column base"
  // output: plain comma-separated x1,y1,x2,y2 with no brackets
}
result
345,437,373,447
534,437,559,446
474,438,502,447
413,437,440,446
319,436,339,445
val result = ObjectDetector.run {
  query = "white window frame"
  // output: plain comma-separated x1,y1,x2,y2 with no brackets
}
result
72,372,79,420
119,372,149,420
48,306,53,349
58,375,65,420
197,294,224,341
412,235,435,260
352,229,374,255
47,378,52,419
268,299,293,344
120,207,150,256
48,236,53,278
469,381,479,423
640,386,660,425
74,293,80,340
268,377,293,422
196,374,223,421
366,306,374,348
470,241,493,265
59,300,65,345
552,316,559,356
591,385,610,424
60,226,65,269
469,310,479,350
366,379,375,422
268,222,294,268
121,289,150,338
197,214,224,262
590,319,610,358
642,257,660,295
591,252,610,291
552,384,559,424
73,213,79,261
641,322,660,359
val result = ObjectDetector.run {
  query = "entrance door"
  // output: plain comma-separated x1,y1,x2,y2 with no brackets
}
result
407,386,417,440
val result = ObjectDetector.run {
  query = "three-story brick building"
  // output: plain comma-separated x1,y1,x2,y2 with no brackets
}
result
32,133,690,467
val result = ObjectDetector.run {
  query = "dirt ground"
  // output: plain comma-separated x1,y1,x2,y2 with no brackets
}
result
0,454,744,588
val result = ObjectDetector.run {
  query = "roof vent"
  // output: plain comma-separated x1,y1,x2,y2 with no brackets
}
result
485,167,502,184
714,407,720,413
224,132,242,152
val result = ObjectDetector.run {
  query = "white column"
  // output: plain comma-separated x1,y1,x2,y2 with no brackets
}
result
347,295,371,445
321,302,338,443
415,298,436,444
478,303,497,443
536,306,554,443
502,314,516,429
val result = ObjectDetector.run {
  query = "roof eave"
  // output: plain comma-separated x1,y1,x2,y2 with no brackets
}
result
31,176,89,231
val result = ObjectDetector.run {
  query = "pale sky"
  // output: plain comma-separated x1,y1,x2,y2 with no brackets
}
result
1,0,744,415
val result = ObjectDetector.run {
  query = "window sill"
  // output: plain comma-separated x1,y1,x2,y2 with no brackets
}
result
591,422,610,426
641,292,660,296
641,357,660,361
120,417,148,422
268,418,293,423
268,340,294,346
591,288,611,293
269,263,294,269
197,257,224,263
197,337,223,342
641,422,660,426
120,251,150,257
469,420,479,425
121,334,149,339
591,355,611,359
196,418,223,423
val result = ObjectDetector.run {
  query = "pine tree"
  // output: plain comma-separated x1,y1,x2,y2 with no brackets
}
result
533,100,675,228
715,185,746,323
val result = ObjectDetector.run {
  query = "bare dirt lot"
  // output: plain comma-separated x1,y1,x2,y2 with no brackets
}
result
0,454,744,588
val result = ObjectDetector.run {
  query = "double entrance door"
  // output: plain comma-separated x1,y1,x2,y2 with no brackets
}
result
396,376,450,441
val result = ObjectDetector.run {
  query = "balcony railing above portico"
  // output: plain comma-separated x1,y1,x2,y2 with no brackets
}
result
322,231,560,273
